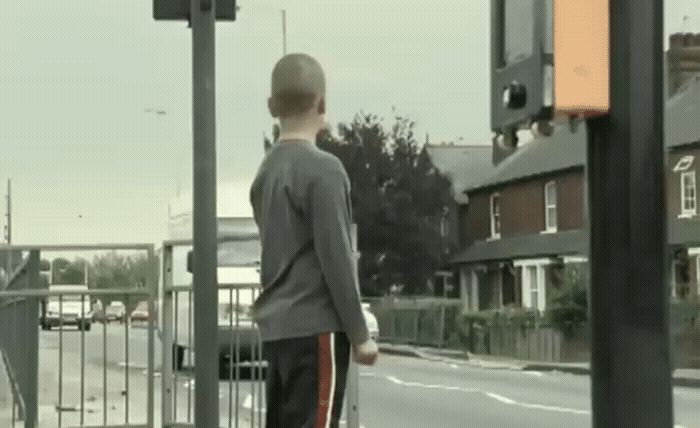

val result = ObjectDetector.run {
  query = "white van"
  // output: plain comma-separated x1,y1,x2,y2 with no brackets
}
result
163,184,262,371
42,285,94,331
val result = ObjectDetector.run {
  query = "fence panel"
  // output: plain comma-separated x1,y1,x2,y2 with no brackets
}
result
0,250,40,428
367,298,464,348
0,244,156,428
161,241,268,428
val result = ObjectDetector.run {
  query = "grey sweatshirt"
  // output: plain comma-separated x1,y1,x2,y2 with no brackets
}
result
249,139,370,345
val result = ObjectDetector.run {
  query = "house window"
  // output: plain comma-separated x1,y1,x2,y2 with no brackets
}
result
544,181,557,232
516,260,550,311
528,266,539,310
490,193,501,239
696,256,700,298
674,155,695,172
681,171,697,216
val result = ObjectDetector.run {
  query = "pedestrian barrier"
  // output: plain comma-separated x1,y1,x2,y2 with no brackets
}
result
0,244,157,428
0,250,40,428
160,238,266,428
0,240,362,428
161,237,362,428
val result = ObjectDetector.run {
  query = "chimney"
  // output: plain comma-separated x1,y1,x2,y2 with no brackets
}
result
668,33,700,96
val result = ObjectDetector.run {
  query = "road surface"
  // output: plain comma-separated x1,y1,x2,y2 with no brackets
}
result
3,325,699,427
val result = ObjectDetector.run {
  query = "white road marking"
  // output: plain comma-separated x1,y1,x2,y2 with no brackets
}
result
365,372,591,416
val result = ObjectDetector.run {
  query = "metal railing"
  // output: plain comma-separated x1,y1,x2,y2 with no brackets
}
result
161,237,362,428
0,239,363,428
0,250,40,428
0,244,157,428
161,239,266,428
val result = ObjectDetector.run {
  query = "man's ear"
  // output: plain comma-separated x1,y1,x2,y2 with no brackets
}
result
268,97,279,118
317,96,326,115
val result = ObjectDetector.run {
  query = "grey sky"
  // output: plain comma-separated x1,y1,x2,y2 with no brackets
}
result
1,0,699,245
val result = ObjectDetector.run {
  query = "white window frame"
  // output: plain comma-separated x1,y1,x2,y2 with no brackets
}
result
689,248,700,298
490,193,501,239
514,259,552,311
670,258,679,298
674,155,695,173
544,181,558,233
697,256,700,299
526,266,540,311
681,171,697,217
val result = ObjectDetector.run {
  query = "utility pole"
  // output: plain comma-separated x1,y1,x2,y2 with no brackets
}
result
191,0,220,427
4,179,12,281
587,1,673,427
282,9,287,55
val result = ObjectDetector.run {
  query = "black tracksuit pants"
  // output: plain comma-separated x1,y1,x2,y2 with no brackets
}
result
263,332,351,428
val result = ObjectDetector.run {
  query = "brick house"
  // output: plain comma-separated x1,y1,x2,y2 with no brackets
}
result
668,77,700,301
451,127,588,311
424,143,495,296
450,34,700,312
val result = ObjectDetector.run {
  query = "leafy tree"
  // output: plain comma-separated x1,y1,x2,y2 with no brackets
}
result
546,263,588,337
51,258,88,285
89,252,158,305
317,111,452,295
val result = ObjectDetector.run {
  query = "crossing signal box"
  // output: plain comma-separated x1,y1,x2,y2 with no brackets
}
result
154,0,237,21
491,0,609,143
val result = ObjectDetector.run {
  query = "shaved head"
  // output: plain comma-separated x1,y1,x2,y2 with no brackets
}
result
269,53,326,118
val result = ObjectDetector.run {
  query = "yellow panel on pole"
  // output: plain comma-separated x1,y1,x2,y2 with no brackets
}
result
554,0,610,117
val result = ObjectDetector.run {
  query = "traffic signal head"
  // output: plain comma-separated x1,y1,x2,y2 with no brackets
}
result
491,0,609,140
154,0,237,21
491,0,554,136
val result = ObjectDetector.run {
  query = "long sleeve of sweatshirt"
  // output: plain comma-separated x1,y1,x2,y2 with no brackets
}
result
309,165,370,346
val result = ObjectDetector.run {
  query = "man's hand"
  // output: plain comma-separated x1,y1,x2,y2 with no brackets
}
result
352,339,379,366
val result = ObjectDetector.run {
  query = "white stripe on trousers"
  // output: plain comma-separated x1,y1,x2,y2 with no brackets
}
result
325,332,337,428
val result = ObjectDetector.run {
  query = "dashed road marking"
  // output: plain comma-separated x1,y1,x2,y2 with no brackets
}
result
364,372,591,416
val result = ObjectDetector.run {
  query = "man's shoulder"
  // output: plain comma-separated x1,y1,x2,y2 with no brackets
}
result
313,148,345,172
298,146,347,180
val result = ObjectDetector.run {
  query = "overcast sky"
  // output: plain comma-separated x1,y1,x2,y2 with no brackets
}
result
1,0,699,245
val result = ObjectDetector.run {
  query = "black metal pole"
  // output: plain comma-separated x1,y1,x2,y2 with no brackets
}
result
191,0,220,426
587,1,673,427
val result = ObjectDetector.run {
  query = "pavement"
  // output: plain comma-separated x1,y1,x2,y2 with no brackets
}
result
379,343,700,388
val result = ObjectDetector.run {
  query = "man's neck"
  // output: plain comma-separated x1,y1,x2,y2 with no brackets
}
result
277,121,320,144
277,130,317,144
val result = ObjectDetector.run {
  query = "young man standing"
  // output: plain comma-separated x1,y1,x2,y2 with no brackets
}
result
250,53,379,428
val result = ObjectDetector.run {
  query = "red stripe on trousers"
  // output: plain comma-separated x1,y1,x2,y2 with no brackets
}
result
315,333,332,428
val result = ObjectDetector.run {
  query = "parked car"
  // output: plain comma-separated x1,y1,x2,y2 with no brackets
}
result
42,297,93,331
105,301,126,323
362,303,380,341
130,301,150,323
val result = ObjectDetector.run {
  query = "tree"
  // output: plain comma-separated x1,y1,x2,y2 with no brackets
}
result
51,258,88,285
318,111,452,295
89,252,158,305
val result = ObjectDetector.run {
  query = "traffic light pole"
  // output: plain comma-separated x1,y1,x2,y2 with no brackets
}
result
587,1,673,427
191,0,220,427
